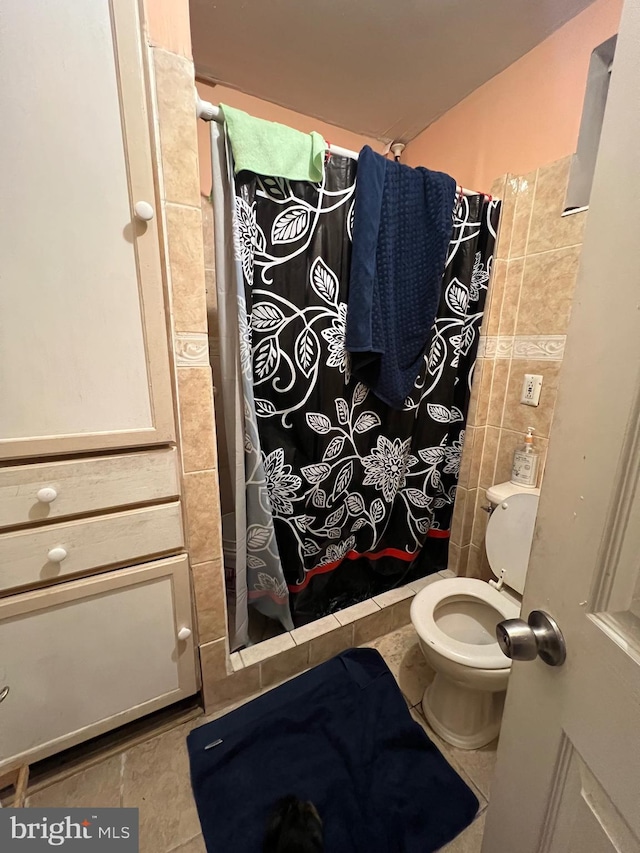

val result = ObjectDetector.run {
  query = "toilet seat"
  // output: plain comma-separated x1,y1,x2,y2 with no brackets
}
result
411,578,520,670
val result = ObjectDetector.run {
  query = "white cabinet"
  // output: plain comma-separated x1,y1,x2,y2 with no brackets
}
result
0,0,200,769
0,0,174,460
0,557,197,770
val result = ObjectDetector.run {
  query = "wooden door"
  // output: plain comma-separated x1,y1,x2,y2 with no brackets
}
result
0,0,174,460
483,1,640,850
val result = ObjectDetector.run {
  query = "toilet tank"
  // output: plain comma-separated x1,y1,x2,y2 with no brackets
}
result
486,480,540,505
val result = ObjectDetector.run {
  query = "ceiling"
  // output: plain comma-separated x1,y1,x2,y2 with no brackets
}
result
190,0,596,143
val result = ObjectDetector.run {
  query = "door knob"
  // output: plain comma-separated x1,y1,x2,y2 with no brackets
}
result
496,610,566,667
177,627,192,641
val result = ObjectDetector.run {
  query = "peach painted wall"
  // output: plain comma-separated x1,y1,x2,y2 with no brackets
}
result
196,81,384,195
405,0,623,193
143,0,192,59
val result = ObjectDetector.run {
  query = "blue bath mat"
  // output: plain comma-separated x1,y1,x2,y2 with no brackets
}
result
187,648,478,852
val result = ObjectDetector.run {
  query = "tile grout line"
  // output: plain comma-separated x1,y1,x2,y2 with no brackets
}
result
508,241,584,261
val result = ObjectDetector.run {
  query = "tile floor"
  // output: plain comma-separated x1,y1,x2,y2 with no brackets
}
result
20,624,495,853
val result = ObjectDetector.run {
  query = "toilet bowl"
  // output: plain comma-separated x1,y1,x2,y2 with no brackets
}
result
411,484,539,749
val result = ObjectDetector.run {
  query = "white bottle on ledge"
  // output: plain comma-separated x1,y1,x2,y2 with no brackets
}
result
511,426,539,488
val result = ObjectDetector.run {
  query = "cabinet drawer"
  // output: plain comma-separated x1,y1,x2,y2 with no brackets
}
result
0,448,179,530
0,556,197,770
0,503,184,594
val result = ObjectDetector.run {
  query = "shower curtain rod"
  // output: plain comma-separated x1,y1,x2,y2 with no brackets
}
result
196,96,491,200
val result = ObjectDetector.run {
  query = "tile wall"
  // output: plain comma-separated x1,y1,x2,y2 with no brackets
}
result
143,0,229,667
451,156,587,579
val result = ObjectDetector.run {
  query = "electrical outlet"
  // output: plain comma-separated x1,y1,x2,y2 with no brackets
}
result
521,373,543,406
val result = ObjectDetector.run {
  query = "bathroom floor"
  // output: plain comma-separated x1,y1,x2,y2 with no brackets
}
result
14,625,494,853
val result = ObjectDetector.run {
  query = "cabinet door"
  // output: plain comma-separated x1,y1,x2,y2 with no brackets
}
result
0,0,174,460
0,557,198,770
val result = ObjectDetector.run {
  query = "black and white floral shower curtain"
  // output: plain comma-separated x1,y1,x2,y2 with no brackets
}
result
234,155,500,626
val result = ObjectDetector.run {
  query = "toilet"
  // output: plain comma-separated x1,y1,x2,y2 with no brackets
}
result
410,481,540,749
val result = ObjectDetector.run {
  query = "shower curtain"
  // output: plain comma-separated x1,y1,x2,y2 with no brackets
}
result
211,123,294,650
213,125,500,631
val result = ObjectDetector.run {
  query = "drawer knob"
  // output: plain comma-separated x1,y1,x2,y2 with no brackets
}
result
47,546,68,563
37,487,58,504
134,200,154,221
177,627,192,641
0,686,9,704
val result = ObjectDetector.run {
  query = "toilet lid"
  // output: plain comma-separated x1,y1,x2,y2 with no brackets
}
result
485,492,539,594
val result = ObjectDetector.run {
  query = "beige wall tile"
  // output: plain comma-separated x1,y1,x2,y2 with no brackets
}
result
205,268,218,322
334,598,380,626
474,359,493,426
199,637,227,683
202,664,261,714
372,586,413,608
494,429,524,485
465,545,484,580
352,607,395,645
152,49,200,207
144,0,192,59
457,544,470,577
390,595,416,630
471,489,489,548
495,175,517,260
487,359,510,427
177,367,217,472
307,623,354,666
27,756,122,808
509,171,537,258
469,426,485,489
165,204,208,333
240,633,295,668
499,257,524,336
201,195,214,270
447,542,461,575
183,470,223,564
515,246,580,336
229,651,243,672
527,157,587,254
479,426,500,489
458,426,475,488
191,559,227,644
450,487,466,545
462,487,477,546
291,614,341,644
485,260,506,336
502,360,561,439
261,643,309,688
465,360,483,427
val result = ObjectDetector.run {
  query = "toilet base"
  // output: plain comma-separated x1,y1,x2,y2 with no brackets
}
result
421,673,505,750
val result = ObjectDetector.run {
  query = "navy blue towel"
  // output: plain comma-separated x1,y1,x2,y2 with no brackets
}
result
347,147,457,408
187,648,478,852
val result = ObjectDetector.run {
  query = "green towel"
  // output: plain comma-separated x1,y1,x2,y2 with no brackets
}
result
221,104,325,183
